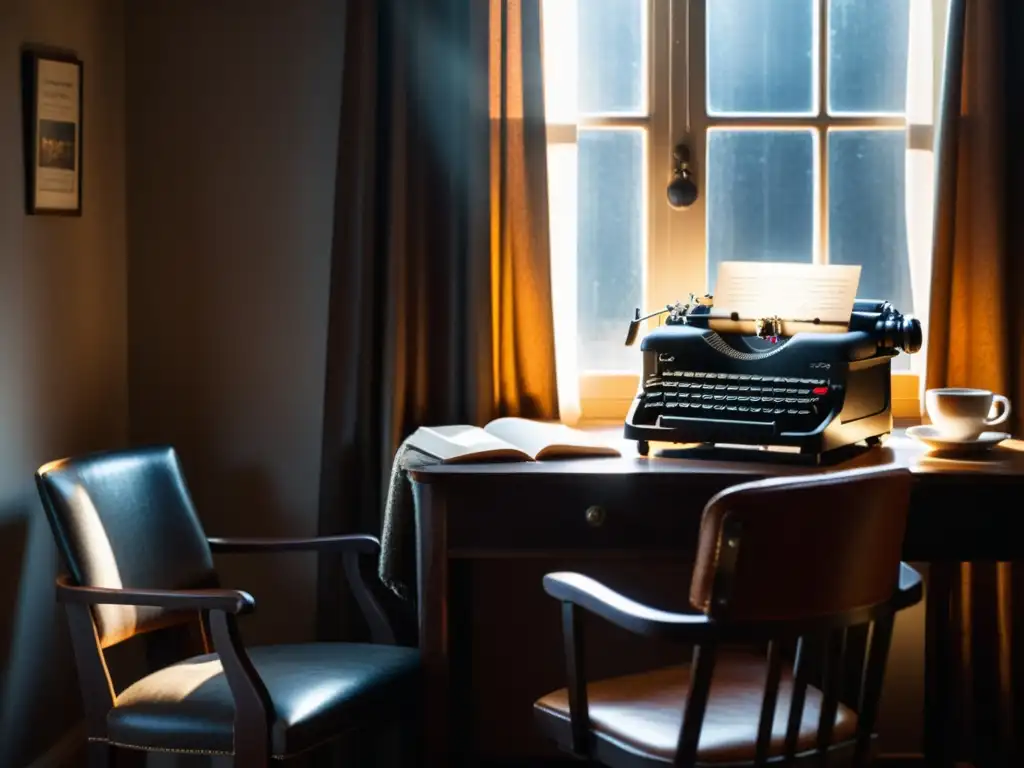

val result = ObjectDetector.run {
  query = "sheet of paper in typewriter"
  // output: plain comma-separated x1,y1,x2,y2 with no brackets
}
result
714,262,861,326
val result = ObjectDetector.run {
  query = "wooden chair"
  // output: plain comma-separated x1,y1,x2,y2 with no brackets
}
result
534,465,922,767
36,446,420,767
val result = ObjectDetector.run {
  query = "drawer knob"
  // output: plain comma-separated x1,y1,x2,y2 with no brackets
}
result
585,505,606,527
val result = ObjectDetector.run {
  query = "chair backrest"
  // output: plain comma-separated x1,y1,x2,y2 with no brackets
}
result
689,465,912,622
36,446,217,648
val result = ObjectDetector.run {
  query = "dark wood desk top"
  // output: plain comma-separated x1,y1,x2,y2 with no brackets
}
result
411,429,1024,482
410,429,1024,562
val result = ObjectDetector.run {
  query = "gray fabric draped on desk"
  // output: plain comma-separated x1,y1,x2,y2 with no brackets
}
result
380,440,439,600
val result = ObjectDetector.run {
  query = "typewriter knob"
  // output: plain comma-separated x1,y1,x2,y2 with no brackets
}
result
903,317,923,354
585,505,607,527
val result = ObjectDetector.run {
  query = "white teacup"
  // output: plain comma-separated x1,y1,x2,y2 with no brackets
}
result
925,388,1011,441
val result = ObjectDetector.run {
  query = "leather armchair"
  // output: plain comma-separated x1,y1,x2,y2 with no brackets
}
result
36,446,419,767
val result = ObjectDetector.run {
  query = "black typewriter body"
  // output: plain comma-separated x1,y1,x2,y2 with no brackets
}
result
624,299,922,457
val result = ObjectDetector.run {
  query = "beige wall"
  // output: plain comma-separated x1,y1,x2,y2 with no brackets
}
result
0,0,128,764
0,0,347,761
124,0,345,648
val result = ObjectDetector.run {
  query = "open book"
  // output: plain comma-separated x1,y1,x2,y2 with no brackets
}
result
406,417,622,463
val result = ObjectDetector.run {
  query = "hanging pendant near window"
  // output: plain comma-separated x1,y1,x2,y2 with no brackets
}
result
666,144,698,210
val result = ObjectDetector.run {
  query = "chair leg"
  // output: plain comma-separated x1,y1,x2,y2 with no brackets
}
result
285,748,319,768
88,741,113,768
234,741,270,768
404,702,425,768
234,753,269,768
112,747,148,768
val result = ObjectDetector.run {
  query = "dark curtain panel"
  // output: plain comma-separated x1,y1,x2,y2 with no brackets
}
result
317,0,557,641
927,0,1023,420
927,0,1024,765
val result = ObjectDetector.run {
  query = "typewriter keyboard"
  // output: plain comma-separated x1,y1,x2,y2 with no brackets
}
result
641,370,832,421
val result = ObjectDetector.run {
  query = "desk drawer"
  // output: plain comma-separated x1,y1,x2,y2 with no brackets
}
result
437,473,738,553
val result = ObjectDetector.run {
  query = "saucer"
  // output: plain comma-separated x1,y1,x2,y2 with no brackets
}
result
906,425,1011,454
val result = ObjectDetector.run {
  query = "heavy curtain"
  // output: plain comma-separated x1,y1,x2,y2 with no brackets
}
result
926,0,1024,765
927,0,1022,417
316,0,557,641
490,0,560,416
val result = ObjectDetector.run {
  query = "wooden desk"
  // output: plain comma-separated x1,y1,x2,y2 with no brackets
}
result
411,433,1024,766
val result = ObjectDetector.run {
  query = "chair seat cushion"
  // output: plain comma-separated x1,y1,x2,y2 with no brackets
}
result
534,651,858,764
108,642,420,758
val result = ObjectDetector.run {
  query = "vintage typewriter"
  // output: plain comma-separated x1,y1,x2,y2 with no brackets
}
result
623,295,922,458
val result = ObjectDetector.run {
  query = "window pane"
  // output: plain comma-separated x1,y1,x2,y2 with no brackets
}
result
828,0,910,114
578,130,644,371
707,130,816,291
541,0,579,122
707,0,815,115
828,130,913,314
578,0,645,115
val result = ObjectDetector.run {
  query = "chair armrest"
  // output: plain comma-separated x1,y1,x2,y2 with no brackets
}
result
56,574,255,614
207,534,380,555
895,562,924,610
544,572,711,642
56,577,272,758
209,533,395,645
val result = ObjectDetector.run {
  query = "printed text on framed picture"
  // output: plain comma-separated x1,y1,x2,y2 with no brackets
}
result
22,49,83,216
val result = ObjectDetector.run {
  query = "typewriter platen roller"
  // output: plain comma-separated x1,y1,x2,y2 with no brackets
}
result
623,295,922,458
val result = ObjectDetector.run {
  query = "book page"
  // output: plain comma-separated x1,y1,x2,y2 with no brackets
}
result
407,425,530,463
483,418,621,460
713,262,861,326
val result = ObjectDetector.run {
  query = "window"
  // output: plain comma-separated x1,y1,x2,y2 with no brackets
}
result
543,0,944,422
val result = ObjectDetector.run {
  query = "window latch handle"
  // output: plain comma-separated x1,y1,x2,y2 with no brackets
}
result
667,143,698,210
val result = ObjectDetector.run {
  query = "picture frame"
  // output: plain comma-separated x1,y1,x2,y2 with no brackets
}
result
21,49,83,216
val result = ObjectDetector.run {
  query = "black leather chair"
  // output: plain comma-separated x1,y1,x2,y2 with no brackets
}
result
36,446,420,767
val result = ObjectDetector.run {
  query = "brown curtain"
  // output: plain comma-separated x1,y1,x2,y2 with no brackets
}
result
316,0,557,641
926,0,1024,764
489,0,559,416
927,0,1022,418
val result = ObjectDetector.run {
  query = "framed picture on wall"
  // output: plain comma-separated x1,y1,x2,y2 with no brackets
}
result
21,49,83,216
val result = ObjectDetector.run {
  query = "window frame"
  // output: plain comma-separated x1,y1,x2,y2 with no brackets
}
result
551,0,943,424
